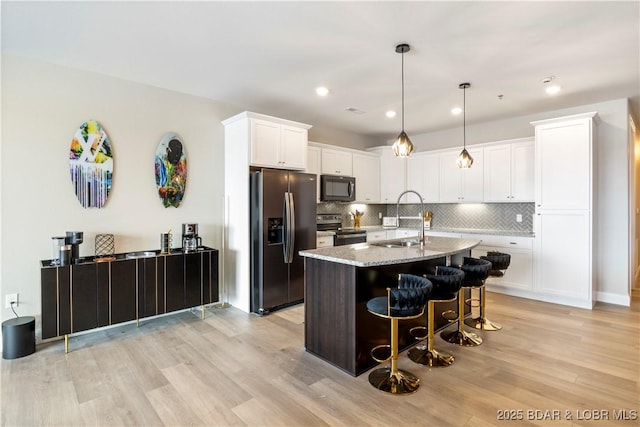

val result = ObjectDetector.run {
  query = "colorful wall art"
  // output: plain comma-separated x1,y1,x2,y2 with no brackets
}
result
155,132,187,208
69,120,114,208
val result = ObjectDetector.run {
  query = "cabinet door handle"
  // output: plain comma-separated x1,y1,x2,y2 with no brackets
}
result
509,242,517,245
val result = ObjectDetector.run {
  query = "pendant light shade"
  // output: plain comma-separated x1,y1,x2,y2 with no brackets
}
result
392,43,414,157
456,82,473,168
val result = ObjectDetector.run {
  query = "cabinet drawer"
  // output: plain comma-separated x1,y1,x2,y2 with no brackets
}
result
366,231,387,242
461,233,533,249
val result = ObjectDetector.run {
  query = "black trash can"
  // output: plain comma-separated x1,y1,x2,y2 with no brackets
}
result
2,316,36,359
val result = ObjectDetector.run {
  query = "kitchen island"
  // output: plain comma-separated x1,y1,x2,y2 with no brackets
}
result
299,236,480,376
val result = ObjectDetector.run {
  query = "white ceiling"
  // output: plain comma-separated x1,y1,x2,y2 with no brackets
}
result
3,1,639,140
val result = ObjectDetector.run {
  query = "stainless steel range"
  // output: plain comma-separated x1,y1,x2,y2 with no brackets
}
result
316,214,367,246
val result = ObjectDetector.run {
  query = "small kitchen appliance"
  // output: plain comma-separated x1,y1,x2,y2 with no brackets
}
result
65,231,83,263
181,223,201,252
50,236,67,265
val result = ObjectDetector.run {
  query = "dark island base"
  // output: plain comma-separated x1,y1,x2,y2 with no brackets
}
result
304,252,471,377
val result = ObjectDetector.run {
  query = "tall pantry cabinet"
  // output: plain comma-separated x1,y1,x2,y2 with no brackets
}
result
531,112,598,309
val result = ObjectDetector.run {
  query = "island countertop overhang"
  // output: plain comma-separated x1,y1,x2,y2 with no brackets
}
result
299,236,481,267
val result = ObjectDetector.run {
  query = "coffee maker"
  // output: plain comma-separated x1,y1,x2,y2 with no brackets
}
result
181,223,201,252
65,231,83,263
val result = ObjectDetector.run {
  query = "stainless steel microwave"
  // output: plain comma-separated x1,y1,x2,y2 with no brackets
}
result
320,175,356,202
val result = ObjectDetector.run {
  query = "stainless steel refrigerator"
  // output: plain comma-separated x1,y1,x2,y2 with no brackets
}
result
250,169,317,314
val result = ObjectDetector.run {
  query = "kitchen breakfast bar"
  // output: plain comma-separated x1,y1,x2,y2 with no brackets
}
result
299,236,480,376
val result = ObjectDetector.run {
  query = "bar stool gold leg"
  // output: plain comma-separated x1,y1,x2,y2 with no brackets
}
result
465,286,502,331
408,301,455,366
64,334,69,354
369,318,420,394
441,289,482,346
201,305,205,320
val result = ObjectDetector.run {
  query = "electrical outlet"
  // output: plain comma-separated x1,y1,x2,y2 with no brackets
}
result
5,293,18,309
516,214,523,223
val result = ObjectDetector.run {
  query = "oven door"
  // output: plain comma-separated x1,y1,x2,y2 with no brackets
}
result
334,232,367,246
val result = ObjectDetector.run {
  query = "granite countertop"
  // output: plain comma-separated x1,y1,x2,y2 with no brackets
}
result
299,235,480,267
341,225,534,238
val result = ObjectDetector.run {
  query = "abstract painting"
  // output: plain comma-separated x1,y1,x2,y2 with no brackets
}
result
69,120,114,208
155,132,187,208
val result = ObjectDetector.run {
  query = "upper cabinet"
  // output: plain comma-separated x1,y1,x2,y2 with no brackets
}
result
305,146,322,202
439,146,484,203
236,113,311,170
534,116,593,210
370,147,407,203
352,153,380,203
483,138,534,202
321,148,353,176
406,152,440,203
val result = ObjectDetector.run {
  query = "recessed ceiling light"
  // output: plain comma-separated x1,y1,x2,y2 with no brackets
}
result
545,85,561,95
386,110,396,118
315,86,329,97
451,107,462,115
541,76,561,95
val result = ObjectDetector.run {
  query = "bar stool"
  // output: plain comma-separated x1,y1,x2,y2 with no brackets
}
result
366,274,432,395
408,266,465,367
441,257,491,346
464,252,509,331
482,251,511,277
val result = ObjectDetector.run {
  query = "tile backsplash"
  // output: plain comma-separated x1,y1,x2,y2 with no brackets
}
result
317,202,534,232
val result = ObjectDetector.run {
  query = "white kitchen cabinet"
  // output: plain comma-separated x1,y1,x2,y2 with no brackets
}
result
306,146,321,201
366,230,388,242
534,210,590,299
321,148,353,176
531,112,597,309
352,153,381,203
395,228,419,239
406,152,440,202
483,139,534,202
439,147,484,203
250,117,309,170
469,235,533,291
370,147,407,203
316,235,334,248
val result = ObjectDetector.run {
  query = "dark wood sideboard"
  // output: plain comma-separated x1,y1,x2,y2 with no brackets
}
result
40,248,219,347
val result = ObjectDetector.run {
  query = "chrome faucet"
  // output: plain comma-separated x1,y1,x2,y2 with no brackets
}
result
396,190,426,245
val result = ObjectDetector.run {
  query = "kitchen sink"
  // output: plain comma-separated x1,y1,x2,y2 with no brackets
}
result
372,239,425,248
124,251,157,259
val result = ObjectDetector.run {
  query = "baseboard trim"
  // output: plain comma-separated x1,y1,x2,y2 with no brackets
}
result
595,291,631,306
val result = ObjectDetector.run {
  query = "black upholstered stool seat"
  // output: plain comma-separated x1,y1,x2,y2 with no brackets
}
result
482,251,511,277
408,266,464,367
366,273,432,395
441,257,492,346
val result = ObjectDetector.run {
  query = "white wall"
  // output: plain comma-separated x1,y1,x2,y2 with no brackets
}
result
0,55,237,330
367,99,633,303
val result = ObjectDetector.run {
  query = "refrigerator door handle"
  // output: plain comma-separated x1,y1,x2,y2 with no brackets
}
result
287,192,296,263
282,192,289,263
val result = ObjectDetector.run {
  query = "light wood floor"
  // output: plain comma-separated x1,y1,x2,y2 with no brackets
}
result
2,293,638,426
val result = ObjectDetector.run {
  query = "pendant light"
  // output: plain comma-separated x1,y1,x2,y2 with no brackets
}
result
392,43,414,157
456,82,473,168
